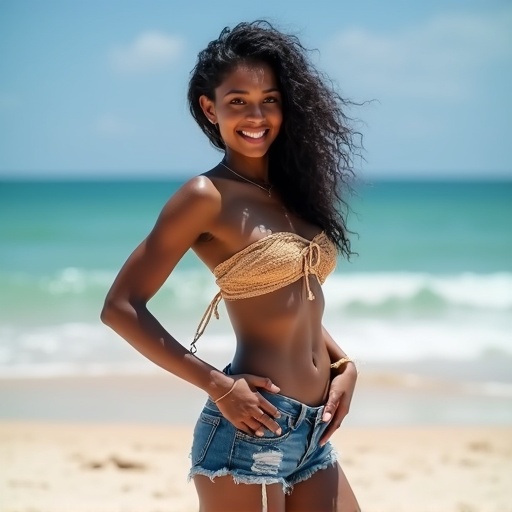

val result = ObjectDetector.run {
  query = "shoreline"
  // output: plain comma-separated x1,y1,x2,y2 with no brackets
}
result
2,370,512,426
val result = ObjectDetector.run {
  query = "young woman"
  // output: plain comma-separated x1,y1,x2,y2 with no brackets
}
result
101,21,361,512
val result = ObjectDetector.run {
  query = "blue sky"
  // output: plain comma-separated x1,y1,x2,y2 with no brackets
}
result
0,0,511,179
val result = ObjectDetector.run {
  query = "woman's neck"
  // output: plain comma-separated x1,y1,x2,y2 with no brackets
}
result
223,152,269,183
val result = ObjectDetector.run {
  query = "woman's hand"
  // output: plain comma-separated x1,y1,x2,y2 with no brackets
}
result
319,364,357,446
213,374,283,437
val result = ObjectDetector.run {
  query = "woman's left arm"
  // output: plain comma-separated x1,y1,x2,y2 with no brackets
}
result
319,325,358,446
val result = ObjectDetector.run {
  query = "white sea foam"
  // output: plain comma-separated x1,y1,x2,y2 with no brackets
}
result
323,272,512,311
5,268,512,310
1,269,511,379
1,314,510,378
41,268,116,295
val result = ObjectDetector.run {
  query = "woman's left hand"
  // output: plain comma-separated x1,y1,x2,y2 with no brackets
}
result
319,364,357,446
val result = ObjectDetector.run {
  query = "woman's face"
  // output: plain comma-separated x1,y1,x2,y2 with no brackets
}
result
199,61,283,160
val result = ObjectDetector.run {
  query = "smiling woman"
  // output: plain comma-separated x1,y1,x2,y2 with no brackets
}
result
101,20,361,512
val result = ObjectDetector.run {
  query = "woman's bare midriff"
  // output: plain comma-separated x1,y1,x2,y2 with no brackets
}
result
225,279,331,406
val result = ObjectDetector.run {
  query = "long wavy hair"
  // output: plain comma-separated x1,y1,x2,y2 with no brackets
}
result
188,21,361,258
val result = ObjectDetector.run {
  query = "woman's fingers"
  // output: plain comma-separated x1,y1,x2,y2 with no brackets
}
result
244,374,280,394
319,396,349,446
257,411,282,435
239,421,257,436
246,411,282,437
259,398,281,419
215,375,283,435
243,373,282,420
251,393,282,434
322,390,340,422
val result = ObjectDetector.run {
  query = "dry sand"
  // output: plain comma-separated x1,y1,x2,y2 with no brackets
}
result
2,422,512,512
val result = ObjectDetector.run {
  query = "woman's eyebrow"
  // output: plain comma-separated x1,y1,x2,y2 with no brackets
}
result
223,87,280,97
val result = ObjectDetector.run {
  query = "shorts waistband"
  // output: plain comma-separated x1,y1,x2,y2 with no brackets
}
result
206,363,326,424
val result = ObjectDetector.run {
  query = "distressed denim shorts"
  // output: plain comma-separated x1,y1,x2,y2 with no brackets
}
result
188,380,338,493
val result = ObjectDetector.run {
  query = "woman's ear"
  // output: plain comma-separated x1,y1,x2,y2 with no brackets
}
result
199,95,217,125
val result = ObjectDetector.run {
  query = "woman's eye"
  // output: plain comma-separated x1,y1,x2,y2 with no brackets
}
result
263,97,278,103
230,98,245,105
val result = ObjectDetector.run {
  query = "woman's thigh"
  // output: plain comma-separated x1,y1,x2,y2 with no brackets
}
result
194,475,285,512
285,463,360,512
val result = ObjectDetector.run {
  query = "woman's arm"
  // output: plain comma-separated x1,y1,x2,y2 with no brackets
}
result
101,176,226,393
319,325,358,445
100,176,281,436
322,325,357,375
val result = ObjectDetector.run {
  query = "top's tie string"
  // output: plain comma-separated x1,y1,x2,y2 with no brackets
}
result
190,291,222,354
301,241,321,301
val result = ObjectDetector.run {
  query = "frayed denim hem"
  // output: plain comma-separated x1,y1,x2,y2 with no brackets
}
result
188,467,293,494
287,448,339,488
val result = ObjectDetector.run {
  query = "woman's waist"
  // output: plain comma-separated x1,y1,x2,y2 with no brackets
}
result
229,304,325,352
224,289,325,335
227,346,331,407
205,380,326,424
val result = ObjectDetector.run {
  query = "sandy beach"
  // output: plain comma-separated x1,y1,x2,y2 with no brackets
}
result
1,373,512,512
2,422,511,512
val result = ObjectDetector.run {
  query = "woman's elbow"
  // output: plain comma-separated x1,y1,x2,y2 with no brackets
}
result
100,297,122,327
100,295,144,328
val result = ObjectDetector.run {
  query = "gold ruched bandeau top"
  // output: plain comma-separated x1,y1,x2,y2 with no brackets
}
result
190,231,337,353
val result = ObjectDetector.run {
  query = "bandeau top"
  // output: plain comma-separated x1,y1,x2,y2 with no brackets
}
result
190,231,337,353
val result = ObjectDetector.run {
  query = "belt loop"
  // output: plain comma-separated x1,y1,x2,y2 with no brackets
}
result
292,404,307,429
315,406,325,425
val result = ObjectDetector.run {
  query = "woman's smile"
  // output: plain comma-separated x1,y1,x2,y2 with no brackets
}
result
237,128,270,143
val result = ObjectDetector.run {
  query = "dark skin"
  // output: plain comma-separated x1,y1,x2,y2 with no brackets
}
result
101,62,359,511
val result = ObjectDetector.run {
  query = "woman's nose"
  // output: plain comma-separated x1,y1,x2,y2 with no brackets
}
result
245,103,264,121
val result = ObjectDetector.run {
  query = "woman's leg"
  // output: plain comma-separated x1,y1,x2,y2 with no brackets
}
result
285,463,360,512
194,475,285,512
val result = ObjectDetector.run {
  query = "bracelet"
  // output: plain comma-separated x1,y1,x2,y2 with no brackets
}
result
213,380,238,404
330,357,353,370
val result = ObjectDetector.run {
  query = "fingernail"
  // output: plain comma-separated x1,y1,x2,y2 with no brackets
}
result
276,428,282,435
256,431,264,437
323,412,332,422
275,412,281,418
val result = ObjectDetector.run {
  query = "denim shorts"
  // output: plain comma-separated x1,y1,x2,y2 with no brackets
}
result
188,376,338,493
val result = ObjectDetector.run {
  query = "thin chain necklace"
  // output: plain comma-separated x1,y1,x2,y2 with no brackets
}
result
220,160,272,197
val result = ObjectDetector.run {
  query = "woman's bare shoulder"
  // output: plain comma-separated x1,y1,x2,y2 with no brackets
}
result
158,173,221,220
175,173,220,200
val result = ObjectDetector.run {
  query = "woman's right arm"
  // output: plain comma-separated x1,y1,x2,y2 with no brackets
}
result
100,176,281,436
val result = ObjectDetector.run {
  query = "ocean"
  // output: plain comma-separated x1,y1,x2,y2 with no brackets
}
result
1,178,511,395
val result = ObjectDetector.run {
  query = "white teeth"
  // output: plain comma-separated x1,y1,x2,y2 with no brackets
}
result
241,130,266,138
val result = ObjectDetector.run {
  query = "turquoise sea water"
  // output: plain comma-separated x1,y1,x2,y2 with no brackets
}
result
1,179,511,385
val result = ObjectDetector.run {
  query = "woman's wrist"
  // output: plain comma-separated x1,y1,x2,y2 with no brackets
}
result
330,356,352,370
205,370,236,401
212,379,240,403
330,357,357,376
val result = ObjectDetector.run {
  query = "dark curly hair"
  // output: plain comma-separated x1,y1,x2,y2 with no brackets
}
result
188,21,361,258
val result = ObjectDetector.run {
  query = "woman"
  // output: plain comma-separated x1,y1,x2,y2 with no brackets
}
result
101,21,361,512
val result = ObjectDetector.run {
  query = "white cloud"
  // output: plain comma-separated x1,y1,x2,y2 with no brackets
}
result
326,7,512,101
109,31,184,74
95,114,136,138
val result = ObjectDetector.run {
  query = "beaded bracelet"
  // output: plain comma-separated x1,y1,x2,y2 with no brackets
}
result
330,357,353,370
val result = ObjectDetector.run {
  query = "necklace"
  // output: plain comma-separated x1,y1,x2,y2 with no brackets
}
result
220,160,272,197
